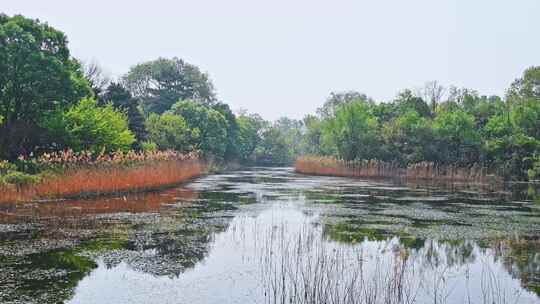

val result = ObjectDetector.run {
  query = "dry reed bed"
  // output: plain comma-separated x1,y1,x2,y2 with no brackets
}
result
295,156,501,184
0,150,206,203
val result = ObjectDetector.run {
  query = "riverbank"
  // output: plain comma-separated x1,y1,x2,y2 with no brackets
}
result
295,156,502,184
0,150,206,204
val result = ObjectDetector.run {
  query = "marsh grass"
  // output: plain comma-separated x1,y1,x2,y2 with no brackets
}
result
0,150,205,203
258,224,527,304
295,156,500,184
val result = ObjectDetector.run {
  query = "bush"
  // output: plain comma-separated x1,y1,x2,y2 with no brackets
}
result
0,160,17,175
42,98,136,154
528,155,540,181
141,141,158,152
1,171,40,187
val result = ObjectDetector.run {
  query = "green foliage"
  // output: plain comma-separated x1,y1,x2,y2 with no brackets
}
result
0,14,92,159
302,115,323,155
394,90,432,118
382,110,435,165
236,114,265,162
1,171,40,186
140,141,158,152
432,108,480,165
528,155,540,181
212,102,240,161
508,66,540,102
42,98,135,154
144,113,193,152
0,160,16,175
317,91,373,118
254,118,304,165
100,82,147,146
321,101,379,161
169,100,228,159
483,100,540,178
122,57,215,115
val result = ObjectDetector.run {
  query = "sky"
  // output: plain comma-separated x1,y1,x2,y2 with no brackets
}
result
4,0,540,120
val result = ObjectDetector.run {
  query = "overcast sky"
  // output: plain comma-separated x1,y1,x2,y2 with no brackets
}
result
4,0,540,120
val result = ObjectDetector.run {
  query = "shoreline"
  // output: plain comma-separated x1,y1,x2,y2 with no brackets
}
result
295,156,503,185
0,157,206,204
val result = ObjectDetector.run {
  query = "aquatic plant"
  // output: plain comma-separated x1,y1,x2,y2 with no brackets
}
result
295,156,501,184
259,224,530,304
0,150,205,203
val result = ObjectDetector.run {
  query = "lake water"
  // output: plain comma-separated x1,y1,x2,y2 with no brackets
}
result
1,167,539,303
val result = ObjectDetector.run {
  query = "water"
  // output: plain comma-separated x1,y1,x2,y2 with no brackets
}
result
0,167,539,303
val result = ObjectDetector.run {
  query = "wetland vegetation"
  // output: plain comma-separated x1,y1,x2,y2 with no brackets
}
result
1,11,540,304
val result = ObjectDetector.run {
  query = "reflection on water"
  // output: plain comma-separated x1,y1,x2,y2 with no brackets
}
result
0,168,539,303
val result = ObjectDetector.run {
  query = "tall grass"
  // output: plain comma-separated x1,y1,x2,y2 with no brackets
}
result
295,156,501,184
0,150,205,203
259,224,522,304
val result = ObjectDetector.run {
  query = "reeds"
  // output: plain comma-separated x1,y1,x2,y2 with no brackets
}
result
0,150,205,203
258,224,523,304
295,156,501,184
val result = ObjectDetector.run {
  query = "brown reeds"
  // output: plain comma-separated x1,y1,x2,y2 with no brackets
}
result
0,150,206,204
295,156,501,184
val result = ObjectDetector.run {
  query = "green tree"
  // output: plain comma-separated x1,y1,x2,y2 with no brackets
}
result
303,115,323,155
101,82,147,147
43,98,135,153
394,90,431,118
382,110,435,165
507,66,540,102
255,127,293,165
122,57,215,115
321,101,379,161
237,113,265,162
432,109,480,165
169,100,228,159
0,14,91,159
484,99,540,178
212,102,240,161
317,91,373,118
145,113,193,152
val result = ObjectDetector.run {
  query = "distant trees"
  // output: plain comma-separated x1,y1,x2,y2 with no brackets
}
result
299,67,540,180
507,66,540,102
321,101,379,161
422,81,445,113
122,57,215,115
0,14,92,159
169,100,228,159
236,113,265,162
432,108,480,165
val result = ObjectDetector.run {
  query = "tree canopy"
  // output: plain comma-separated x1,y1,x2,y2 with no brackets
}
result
122,57,215,115
0,14,91,159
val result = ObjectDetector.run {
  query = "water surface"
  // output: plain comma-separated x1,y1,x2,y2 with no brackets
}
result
0,168,539,303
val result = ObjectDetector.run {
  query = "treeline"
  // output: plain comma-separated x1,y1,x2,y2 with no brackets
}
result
283,72,540,181
1,14,539,182
0,14,290,166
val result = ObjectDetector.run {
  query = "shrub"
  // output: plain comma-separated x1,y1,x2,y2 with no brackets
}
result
42,98,136,154
1,171,40,187
0,160,16,175
141,141,158,152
